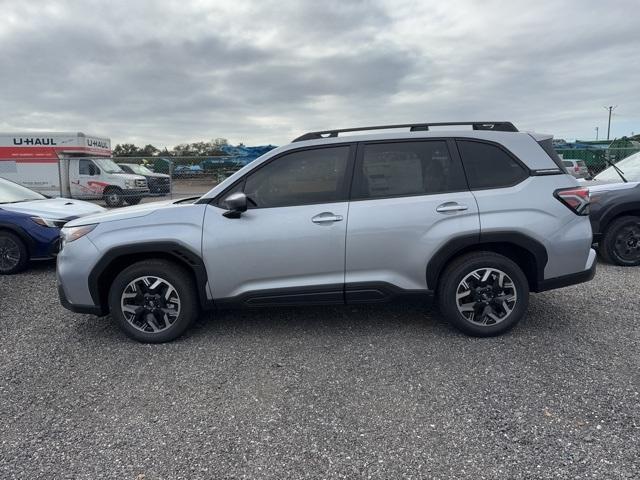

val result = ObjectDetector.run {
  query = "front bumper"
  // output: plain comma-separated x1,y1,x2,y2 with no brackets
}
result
536,248,597,292
58,281,105,315
122,188,149,197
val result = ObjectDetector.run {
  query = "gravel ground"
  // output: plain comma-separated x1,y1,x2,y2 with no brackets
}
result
0,261,638,479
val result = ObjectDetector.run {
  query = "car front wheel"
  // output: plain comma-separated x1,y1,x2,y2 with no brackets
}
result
108,259,199,342
437,251,529,337
0,231,28,274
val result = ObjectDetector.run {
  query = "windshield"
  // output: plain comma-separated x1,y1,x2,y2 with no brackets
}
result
94,158,124,174
0,177,47,204
127,164,154,175
594,152,640,183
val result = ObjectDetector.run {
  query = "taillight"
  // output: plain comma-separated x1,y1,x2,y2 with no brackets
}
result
555,187,590,215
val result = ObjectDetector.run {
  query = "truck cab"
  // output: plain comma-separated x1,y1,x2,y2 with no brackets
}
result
68,157,148,207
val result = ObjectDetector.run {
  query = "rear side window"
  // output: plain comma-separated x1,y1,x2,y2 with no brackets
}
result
243,146,350,208
456,140,528,190
352,141,467,199
537,138,568,173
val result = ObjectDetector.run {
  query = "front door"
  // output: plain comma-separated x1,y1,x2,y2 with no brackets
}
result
202,144,354,304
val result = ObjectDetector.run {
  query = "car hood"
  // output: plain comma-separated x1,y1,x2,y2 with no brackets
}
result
0,197,106,220
143,172,170,178
584,180,640,193
64,199,179,227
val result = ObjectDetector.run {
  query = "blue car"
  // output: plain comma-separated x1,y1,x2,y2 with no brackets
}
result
0,177,105,274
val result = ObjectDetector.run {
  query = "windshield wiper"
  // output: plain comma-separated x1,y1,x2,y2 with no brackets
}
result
602,138,627,183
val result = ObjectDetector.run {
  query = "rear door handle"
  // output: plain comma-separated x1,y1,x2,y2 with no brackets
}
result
312,212,343,224
436,202,468,213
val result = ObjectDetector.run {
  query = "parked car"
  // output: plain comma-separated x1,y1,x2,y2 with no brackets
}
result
562,159,590,179
0,177,105,274
173,164,203,178
587,151,640,266
57,121,596,343
118,163,171,196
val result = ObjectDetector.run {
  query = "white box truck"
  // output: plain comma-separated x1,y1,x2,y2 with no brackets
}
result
0,132,149,207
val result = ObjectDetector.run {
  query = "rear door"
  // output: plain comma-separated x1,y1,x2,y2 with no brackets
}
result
345,139,479,296
202,144,355,303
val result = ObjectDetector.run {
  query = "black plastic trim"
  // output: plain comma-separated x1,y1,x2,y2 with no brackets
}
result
536,260,596,292
214,282,433,308
88,242,212,313
345,282,433,304
293,122,518,142
425,232,548,291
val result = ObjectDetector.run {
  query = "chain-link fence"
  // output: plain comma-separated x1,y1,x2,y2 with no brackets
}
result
112,156,250,200
556,147,640,179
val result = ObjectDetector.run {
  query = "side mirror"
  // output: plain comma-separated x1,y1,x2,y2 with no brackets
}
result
222,192,248,218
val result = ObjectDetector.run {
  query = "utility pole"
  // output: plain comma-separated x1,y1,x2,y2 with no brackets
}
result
595,126,599,141
604,105,617,140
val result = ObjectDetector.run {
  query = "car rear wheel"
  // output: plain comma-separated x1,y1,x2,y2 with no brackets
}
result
600,215,640,266
0,231,28,275
108,259,199,343
104,187,124,208
437,251,529,337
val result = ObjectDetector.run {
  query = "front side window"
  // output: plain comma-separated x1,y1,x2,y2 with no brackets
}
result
352,141,466,199
242,146,350,208
456,140,528,189
79,159,95,175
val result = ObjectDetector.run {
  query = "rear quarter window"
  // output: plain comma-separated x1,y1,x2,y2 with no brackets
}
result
456,140,528,190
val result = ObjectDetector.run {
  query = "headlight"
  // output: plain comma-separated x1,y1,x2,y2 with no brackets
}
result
31,216,66,228
125,180,135,188
61,224,97,244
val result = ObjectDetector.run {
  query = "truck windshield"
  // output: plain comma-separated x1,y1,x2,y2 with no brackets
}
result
94,158,124,174
127,164,154,175
0,177,47,203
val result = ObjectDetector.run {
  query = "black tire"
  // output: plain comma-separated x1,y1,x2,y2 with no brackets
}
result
437,251,529,337
104,187,124,207
108,259,199,343
125,197,142,206
0,231,28,275
599,215,640,266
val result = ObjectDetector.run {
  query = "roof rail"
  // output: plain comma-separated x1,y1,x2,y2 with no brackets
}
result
292,121,518,142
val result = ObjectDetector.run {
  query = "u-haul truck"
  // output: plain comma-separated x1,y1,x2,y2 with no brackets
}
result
0,132,149,207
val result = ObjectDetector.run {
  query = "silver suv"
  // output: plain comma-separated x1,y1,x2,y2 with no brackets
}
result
57,122,596,342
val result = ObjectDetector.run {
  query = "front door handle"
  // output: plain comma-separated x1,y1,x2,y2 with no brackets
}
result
436,202,468,213
312,212,343,224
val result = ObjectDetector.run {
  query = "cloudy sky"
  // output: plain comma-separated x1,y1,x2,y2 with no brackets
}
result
1,0,638,147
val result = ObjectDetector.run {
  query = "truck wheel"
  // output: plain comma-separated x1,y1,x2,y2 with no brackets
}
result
599,215,640,266
437,251,529,337
104,187,124,207
108,259,199,343
0,231,28,275
125,197,141,206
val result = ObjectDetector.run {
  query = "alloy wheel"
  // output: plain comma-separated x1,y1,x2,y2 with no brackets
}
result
120,276,181,333
0,237,21,272
455,267,517,326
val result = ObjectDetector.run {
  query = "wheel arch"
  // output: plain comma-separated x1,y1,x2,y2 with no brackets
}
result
598,202,640,234
426,233,548,293
88,242,211,314
0,222,35,257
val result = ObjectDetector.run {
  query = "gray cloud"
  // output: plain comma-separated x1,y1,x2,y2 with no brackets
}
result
0,0,638,146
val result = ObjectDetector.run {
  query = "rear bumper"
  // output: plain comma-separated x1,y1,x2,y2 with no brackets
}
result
536,248,597,292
